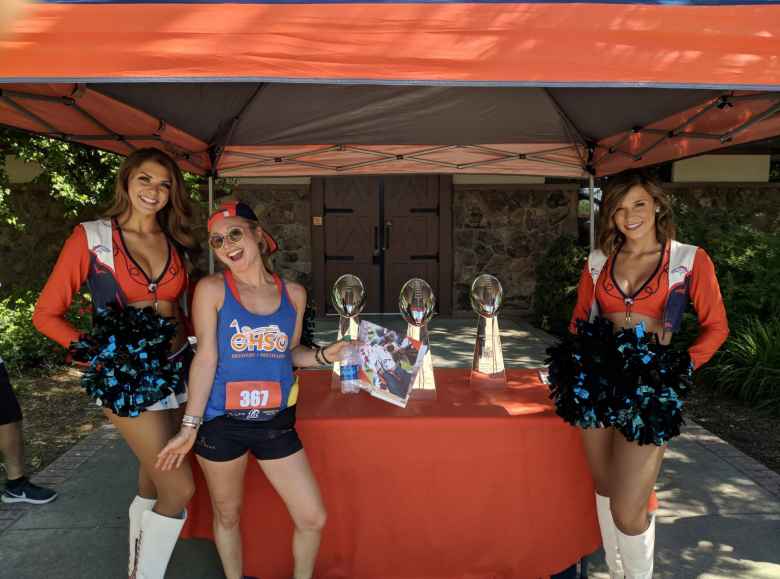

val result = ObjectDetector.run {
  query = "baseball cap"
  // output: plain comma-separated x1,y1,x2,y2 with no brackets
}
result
207,200,278,254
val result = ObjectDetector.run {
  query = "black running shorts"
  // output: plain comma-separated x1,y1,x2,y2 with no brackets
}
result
194,406,302,462
0,359,23,426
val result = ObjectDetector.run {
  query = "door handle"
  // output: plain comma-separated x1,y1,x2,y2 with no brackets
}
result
382,221,392,251
373,226,380,256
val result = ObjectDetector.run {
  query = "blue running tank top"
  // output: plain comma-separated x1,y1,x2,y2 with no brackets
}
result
204,271,299,422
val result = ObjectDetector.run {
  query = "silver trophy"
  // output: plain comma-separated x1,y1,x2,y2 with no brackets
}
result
399,278,437,399
330,274,366,389
470,274,506,388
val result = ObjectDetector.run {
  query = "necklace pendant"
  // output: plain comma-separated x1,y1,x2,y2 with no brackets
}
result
148,283,158,293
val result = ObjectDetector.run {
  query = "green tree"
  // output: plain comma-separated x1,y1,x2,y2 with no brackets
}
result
0,127,122,228
1,127,208,230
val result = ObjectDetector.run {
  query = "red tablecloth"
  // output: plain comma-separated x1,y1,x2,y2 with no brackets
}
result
183,368,602,579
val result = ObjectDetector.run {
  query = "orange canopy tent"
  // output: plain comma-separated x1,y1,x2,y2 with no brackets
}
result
1,0,779,178
1,5,775,575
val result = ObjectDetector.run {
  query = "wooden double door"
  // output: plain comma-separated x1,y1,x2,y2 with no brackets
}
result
312,175,452,316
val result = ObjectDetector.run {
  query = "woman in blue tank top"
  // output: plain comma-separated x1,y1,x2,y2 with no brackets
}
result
157,201,348,579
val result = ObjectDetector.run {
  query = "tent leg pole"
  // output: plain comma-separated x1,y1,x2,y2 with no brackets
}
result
588,174,596,252
208,175,215,275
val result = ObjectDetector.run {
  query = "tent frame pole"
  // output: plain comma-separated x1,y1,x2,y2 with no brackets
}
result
208,175,215,274
588,174,596,252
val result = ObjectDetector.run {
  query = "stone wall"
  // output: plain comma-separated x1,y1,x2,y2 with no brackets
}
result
452,184,579,317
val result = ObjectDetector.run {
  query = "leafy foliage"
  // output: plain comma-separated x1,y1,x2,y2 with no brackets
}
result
699,317,780,414
300,304,318,348
0,290,93,376
0,127,122,228
0,127,207,230
0,292,67,375
531,235,588,337
674,198,780,323
0,292,53,375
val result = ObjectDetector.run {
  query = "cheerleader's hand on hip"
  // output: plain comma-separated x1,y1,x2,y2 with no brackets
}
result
156,424,199,471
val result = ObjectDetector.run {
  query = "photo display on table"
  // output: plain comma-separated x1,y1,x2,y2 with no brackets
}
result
356,320,429,408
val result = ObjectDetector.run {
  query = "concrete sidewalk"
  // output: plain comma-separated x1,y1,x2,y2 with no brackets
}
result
2,318,779,578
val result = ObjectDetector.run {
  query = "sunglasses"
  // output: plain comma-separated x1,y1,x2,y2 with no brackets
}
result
209,226,247,250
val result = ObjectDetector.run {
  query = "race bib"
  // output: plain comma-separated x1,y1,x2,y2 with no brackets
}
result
225,380,282,420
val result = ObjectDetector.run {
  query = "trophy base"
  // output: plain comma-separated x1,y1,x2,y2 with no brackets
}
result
470,370,507,389
409,367,437,399
407,323,436,401
330,372,342,392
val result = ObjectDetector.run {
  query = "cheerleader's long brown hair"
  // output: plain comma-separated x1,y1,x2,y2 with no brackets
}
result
105,148,195,249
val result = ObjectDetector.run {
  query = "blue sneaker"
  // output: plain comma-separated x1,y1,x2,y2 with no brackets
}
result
1,478,58,505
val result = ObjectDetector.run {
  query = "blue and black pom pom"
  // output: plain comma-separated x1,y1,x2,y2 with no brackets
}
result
69,304,184,417
546,317,693,446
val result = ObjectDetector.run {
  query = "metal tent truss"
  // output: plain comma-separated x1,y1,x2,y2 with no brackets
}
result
217,144,586,177
2,84,780,179
593,92,780,176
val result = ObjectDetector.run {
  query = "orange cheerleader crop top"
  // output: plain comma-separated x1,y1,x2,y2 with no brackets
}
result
33,219,188,348
569,240,729,369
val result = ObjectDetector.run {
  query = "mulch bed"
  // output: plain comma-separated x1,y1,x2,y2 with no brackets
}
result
1,368,106,485
685,382,780,475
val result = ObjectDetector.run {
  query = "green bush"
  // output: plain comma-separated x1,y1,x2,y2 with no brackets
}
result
0,291,60,376
699,317,780,414
300,303,317,348
532,235,588,337
674,199,780,324
0,290,92,377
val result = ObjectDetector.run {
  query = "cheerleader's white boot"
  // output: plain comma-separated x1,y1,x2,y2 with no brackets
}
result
595,493,625,579
128,496,156,575
132,509,186,579
616,514,655,579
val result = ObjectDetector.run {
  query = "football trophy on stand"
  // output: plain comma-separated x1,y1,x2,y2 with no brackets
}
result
399,278,437,399
470,274,506,388
330,274,366,389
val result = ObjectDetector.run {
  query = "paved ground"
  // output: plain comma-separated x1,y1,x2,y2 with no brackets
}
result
2,317,779,578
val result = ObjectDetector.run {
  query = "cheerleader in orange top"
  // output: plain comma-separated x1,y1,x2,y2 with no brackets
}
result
547,170,728,579
33,148,196,579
